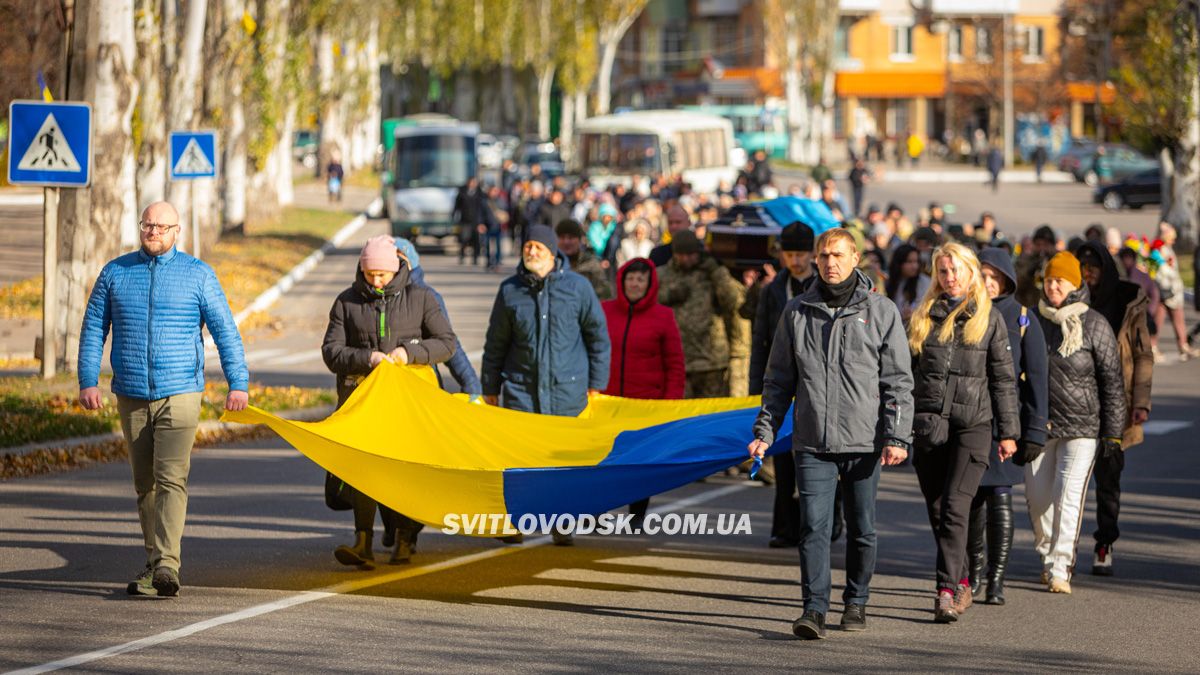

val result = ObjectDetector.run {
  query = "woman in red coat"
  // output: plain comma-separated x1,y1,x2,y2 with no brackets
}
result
603,258,686,524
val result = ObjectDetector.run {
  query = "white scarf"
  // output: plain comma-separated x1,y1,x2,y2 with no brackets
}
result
1038,300,1089,357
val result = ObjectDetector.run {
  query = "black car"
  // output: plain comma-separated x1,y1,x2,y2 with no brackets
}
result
1094,168,1162,211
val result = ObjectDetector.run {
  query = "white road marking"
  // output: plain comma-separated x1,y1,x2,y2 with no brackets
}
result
255,350,323,367
241,348,291,363
1142,420,1193,436
8,483,748,674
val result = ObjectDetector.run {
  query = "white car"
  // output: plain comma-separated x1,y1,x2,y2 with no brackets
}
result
477,133,503,169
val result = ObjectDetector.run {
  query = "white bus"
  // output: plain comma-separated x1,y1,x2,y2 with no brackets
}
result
573,110,742,194
382,114,479,241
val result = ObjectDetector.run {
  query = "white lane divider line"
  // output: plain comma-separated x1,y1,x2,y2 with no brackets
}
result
255,351,324,368
242,348,291,363
1142,420,1193,436
7,483,748,674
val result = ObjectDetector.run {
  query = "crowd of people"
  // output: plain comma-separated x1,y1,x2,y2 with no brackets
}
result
79,159,1191,640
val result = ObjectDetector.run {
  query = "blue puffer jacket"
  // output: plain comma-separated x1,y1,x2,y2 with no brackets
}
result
481,253,610,416
78,247,249,400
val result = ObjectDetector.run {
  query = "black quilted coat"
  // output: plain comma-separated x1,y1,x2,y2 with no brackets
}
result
912,298,1021,440
1036,287,1126,440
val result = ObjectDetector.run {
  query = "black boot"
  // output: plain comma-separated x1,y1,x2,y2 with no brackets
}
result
334,531,375,569
967,498,987,597
985,492,1014,605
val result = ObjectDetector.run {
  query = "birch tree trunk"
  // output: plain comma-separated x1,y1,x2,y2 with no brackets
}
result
560,93,575,161
537,64,555,141
596,10,640,116
134,0,166,220
222,0,248,231
56,0,138,372
784,20,810,164
165,0,208,249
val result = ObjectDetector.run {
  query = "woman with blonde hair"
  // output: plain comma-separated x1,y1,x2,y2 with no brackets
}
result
908,242,1020,623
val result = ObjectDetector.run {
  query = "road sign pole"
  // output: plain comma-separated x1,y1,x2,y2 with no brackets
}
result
41,187,58,379
190,181,200,260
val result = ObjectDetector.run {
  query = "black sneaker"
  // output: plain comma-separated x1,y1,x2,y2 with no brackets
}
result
768,536,798,549
840,604,866,632
792,610,826,640
126,564,157,596
152,567,181,598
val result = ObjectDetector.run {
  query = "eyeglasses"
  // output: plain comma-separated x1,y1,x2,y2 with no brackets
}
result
139,221,179,233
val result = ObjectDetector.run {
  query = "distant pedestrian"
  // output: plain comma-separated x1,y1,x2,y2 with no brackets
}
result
1029,251,1125,595
322,235,458,567
749,227,914,640
848,159,871,217
326,155,344,203
617,219,655,267
906,132,924,167
454,177,488,266
986,146,1003,192
907,243,1020,623
1149,223,1196,362
78,201,250,598
1032,144,1048,183
556,219,614,300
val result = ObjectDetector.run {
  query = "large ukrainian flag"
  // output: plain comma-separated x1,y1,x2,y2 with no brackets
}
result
224,364,791,535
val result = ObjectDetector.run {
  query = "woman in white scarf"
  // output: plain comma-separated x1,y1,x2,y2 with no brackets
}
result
1030,251,1127,595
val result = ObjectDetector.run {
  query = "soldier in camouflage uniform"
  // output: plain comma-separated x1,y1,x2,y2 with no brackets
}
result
556,219,614,301
658,230,745,398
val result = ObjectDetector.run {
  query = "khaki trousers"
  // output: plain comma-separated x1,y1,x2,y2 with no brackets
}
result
117,391,203,573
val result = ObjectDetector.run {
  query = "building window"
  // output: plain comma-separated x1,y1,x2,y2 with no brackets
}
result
713,19,742,65
891,25,914,61
662,23,688,73
975,25,992,63
835,21,850,60
948,25,963,61
1022,25,1045,62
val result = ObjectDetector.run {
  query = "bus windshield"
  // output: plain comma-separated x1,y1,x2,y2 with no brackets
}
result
393,134,475,189
580,133,660,174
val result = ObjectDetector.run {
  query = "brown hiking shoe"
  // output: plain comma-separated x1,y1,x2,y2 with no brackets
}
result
952,583,973,615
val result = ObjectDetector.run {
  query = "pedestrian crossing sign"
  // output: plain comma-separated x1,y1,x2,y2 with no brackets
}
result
6,100,92,187
169,130,218,180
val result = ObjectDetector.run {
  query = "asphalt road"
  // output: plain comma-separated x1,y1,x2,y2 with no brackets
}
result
2,181,1198,672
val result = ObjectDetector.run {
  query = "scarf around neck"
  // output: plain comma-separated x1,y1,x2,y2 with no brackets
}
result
1038,300,1089,357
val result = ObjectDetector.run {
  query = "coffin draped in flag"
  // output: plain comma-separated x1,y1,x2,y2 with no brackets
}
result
223,364,792,535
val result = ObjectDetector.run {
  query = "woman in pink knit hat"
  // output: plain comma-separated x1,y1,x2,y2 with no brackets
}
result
320,234,458,567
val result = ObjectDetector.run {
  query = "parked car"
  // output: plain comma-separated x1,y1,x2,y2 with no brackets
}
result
516,140,566,178
293,130,318,169
477,133,504,169
1070,143,1158,186
1056,140,1096,173
1094,168,1162,211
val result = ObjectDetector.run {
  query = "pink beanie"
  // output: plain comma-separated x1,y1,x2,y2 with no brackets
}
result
359,235,400,273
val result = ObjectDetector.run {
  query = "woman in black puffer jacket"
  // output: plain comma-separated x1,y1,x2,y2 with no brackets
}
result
1028,251,1125,595
322,235,457,569
908,242,1021,624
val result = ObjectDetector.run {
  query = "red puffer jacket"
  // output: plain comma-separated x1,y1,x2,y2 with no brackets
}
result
602,259,686,399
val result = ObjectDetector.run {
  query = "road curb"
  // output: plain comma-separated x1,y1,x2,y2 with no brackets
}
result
2,404,335,458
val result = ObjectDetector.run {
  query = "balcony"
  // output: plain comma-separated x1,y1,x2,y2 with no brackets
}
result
839,0,881,12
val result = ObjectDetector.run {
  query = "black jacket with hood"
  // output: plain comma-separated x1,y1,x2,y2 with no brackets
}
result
322,262,457,406
978,248,1050,485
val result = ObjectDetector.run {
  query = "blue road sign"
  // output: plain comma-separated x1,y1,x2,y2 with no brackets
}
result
169,130,218,180
7,100,92,187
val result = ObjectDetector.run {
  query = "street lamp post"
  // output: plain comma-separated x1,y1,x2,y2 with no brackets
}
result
1003,11,1014,168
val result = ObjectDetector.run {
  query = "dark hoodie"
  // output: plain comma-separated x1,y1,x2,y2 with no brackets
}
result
408,265,482,397
1077,241,1141,336
978,248,1051,484
601,260,686,399
322,262,458,406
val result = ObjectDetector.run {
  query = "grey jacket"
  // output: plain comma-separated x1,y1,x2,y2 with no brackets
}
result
752,270,914,454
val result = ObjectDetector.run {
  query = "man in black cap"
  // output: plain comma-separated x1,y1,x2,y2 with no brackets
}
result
555,219,614,300
1015,225,1059,308
658,230,745,398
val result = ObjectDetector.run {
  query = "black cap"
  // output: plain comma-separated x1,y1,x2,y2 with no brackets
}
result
526,225,559,256
866,203,882,215
671,230,702,255
554,218,584,238
912,227,940,244
780,221,815,252
1033,225,1057,243
886,202,903,215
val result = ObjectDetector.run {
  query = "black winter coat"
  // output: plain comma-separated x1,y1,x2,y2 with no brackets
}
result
322,264,457,406
748,270,814,395
912,298,1021,441
1037,288,1126,440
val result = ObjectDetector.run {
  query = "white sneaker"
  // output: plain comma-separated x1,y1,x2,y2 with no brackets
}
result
1153,347,1166,364
1093,544,1114,576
